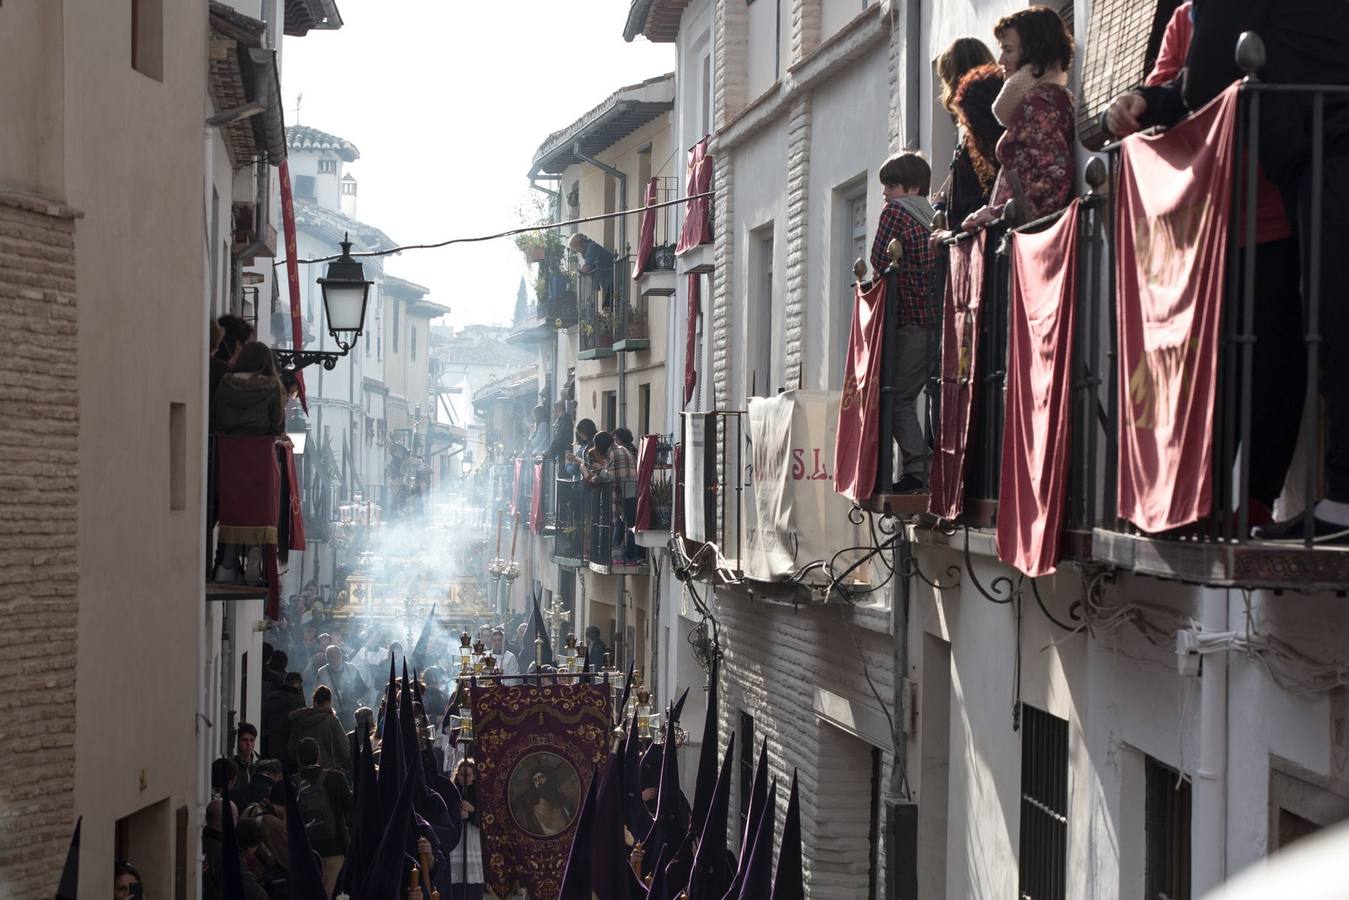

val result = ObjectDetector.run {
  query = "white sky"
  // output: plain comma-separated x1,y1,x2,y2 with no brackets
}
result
282,0,675,329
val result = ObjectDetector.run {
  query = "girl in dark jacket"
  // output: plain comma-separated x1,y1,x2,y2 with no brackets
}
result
933,38,1005,229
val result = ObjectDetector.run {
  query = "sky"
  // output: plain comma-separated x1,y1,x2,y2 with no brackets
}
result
281,1,675,330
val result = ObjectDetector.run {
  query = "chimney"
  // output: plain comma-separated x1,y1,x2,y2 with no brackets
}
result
340,173,358,218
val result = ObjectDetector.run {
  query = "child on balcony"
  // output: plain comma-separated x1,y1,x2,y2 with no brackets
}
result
871,152,938,493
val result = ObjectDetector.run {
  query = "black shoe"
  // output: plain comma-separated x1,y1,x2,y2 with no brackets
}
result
893,474,929,494
1252,511,1349,545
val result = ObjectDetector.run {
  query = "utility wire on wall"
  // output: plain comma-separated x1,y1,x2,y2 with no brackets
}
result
273,190,715,267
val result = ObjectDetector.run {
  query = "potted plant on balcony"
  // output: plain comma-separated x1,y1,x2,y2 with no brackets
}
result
651,242,676,271
623,304,648,340
648,478,673,529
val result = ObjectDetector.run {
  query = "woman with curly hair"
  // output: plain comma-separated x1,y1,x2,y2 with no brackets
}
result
963,6,1077,230
933,38,1004,229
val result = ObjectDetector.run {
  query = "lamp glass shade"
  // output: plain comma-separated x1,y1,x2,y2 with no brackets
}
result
289,428,308,455
322,281,369,335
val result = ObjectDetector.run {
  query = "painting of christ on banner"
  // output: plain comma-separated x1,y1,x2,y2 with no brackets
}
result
471,680,612,899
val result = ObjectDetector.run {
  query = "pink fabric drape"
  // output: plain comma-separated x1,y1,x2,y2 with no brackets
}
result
834,278,887,502
529,462,545,534
684,275,700,407
928,233,988,520
1116,86,1239,532
996,200,1080,576
634,177,658,278
676,138,713,254
633,435,659,532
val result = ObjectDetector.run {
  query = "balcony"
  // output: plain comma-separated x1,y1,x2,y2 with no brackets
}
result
880,75,1349,591
549,470,649,574
633,436,675,549
577,268,615,360
634,176,680,301
209,434,302,608
613,289,650,353
672,411,744,584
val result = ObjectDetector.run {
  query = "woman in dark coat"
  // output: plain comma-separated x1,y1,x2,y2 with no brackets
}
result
933,38,1004,229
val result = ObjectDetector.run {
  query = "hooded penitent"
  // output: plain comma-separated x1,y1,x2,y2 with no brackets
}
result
769,772,804,900
686,734,736,900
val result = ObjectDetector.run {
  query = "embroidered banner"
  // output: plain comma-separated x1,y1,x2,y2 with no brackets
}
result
472,680,612,899
1116,85,1239,532
834,278,887,502
997,201,1080,576
928,232,988,519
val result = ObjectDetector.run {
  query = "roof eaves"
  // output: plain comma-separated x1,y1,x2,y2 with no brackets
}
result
530,73,675,176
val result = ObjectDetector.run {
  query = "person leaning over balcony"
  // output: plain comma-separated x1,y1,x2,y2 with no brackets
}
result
963,6,1077,231
212,340,287,583
1104,0,1349,542
543,400,575,465
871,152,939,494
569,232,616,298
565,417,598,478
932,38,1005,232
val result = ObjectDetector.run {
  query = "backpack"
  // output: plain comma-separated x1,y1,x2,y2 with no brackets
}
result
296,773,337,848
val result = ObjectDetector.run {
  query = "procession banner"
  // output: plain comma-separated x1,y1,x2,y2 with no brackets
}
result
472,680,612,899
1116,85,1239,532
928,232,987,520
743,391,875,585
997,201,1080,577
834,278,887,502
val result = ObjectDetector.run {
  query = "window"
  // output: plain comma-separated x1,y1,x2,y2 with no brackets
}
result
738,710,755,843
318,158,337,174
639,383,651,437
701,53,713,136
603,176,617,253
131,0,163,80
392,300,401,353
294,175,316,200
1145,756,1192,900
411,326,418,361
603,391,617,433
1017,704,1069,900
748,225,776,398
831,185,869,389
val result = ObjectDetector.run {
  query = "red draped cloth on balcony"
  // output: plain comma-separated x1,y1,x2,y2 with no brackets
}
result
676,138,713,254
530,462,545,534
834,277,887,502
281,443,305,551
1116,85,1239,532
633,435,660,531
997,201,1081,577
929,233,988,519
684,274,701,407
216,435,283,617
635,177,659,278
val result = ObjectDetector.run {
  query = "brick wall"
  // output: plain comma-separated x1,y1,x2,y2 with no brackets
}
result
715,587,896,898
782,94,813,387
0,191,80,898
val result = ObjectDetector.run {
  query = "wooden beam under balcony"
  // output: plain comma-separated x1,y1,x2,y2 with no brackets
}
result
1092,528,1349,593
206,581,270,602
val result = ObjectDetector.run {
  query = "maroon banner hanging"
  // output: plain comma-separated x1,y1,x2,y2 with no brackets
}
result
834,278,887,502
634,177,658,278
278,159,307,412
684,274,700,407
633,434,659,532
1116,85,1239,532
472,680,613,899
928,233,988,520
676,137,713,254
530,462,545,534
997,201,1080,576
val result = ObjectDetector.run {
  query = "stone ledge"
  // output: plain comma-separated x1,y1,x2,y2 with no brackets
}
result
0,187,83,221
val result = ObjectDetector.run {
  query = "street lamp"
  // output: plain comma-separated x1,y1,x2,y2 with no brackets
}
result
274,233,373,372
286,409,309,455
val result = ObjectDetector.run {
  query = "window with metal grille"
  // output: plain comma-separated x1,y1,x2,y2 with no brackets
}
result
1017,704,1069,900
1145,756,1191,900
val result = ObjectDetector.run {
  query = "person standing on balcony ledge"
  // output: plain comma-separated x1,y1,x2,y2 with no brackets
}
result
962,6,1077,232
570,232,616,300
1104,0,1349,543
871,152,938,494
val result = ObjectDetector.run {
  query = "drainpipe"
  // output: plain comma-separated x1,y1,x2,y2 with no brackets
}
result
903,0,923,151
1193,588,1230,894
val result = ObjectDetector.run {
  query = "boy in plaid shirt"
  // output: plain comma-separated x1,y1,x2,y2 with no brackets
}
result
870,152,938,493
